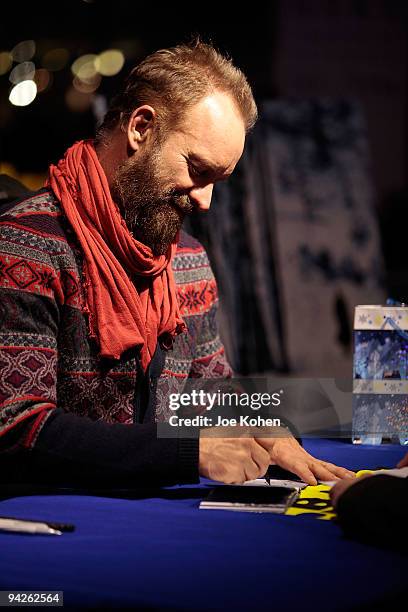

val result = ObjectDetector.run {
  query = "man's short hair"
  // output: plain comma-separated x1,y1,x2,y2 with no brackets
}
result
96,39,257,142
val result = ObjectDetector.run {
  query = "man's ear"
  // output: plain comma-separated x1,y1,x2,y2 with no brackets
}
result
127,105,156,152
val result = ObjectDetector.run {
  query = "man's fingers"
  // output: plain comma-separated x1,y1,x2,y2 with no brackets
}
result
295,460,354,484
269,451,352,485
272,456,318,485
243,462,263,482
252,440,272,476
202,435,356,487
242,442,271,481
289,461,318,486
306,461,345,483
316,461,355,480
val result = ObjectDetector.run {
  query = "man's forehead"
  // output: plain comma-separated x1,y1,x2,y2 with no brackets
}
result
178,93,246,171
181,93,244,137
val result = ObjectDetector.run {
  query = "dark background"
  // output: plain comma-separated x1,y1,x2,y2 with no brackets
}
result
1,0,407,317
0,0,277,172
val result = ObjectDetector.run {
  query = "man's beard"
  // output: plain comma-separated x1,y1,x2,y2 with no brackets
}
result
111,146,193,256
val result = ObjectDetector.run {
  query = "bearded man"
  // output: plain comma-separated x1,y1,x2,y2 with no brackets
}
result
0,41,354,487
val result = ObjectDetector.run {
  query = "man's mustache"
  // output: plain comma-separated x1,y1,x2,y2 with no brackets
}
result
171,193,194,214
140,192,194,215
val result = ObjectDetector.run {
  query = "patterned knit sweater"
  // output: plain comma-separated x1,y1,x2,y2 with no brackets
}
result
0,189,232,485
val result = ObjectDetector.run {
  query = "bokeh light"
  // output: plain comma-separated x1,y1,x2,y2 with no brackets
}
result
73,73,101,93
0,51,12,76
9,62,36,85
95,49,125,76
11,40,36,63
71,54,98,80
9,80,37,107
34,68,52,93
42,48,70,71
65,86,93,112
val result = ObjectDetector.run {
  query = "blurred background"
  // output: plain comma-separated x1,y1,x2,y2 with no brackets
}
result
1,0,407,377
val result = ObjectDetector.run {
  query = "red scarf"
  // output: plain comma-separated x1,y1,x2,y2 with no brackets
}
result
47,139,185,370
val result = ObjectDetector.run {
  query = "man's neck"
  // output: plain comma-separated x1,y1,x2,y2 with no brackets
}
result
94,132,129,187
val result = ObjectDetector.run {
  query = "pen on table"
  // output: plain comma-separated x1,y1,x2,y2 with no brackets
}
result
0,516,75,535
264,475,271,486
0,517,62,535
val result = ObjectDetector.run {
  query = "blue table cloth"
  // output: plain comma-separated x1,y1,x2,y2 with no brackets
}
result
0,440,407,611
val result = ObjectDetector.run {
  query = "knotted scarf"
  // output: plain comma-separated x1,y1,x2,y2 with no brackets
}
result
47,139,185,370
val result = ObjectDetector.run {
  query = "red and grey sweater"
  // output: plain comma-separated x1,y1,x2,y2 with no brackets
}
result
0,189,232,486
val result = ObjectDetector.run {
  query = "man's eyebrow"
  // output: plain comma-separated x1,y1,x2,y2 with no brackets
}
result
188,154,225,174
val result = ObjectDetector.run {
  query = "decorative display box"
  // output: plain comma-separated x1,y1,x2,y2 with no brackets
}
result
352,305,408,445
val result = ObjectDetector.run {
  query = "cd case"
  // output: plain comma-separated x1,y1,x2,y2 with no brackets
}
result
199,485,299,513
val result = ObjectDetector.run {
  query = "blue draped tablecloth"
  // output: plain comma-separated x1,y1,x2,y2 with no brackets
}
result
0,439,406,611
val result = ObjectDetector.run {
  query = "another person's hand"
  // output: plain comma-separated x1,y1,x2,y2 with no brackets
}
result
397,451,408,468
199,436,271,483
330,475,367,508
331,451,408,507
255,435,355,485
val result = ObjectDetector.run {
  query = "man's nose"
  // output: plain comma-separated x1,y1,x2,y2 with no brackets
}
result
189,184,214,211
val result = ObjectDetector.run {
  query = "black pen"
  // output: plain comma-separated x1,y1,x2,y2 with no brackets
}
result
264,475,271,486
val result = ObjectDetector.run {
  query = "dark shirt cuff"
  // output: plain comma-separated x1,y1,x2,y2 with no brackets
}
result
0,408,200,488
178,437,200,484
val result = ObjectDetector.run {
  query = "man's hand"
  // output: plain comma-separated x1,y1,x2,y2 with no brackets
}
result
199,436,270,483
198,429,354,485
255,436,355,485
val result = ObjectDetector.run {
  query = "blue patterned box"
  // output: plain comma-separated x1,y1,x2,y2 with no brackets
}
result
352,305,408,445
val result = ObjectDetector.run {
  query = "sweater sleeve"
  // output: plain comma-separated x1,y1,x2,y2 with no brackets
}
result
336,474,408,550
0,199,199,487
186,248,233,379
0,222,59,444
0,408,199,487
